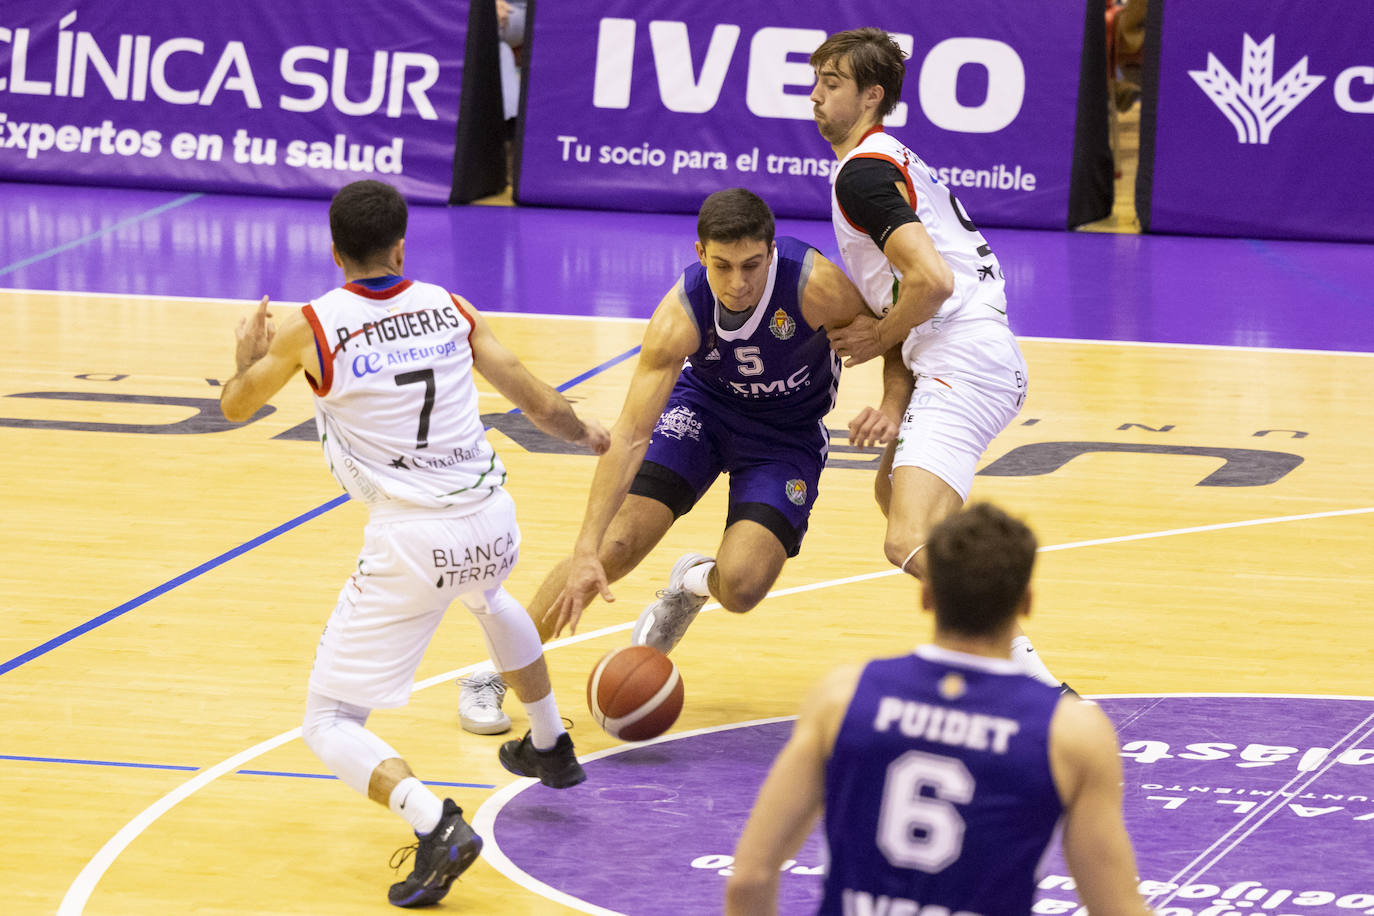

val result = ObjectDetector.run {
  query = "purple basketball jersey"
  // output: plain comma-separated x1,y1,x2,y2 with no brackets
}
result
819,647,1063,915
676,236,840,427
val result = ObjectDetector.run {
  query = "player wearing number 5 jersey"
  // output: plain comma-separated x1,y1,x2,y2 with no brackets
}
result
463,189,873,732
219,180,609,908
535,188,872,647
727,504,1150,916
810,28,1062,689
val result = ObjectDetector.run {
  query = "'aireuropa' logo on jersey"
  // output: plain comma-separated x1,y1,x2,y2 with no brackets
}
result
1189,34,1325,144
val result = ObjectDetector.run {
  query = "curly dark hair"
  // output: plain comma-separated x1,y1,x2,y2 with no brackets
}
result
809,28,908,120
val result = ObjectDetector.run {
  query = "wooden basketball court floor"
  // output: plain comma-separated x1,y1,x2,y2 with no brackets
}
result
2,180,1373,914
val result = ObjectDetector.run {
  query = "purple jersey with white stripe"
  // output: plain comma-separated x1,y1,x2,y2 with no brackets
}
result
819,647,1063,916
676,236,840,428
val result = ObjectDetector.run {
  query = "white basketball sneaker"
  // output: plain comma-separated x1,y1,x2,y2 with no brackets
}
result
633,553,713,655
458,670,511,735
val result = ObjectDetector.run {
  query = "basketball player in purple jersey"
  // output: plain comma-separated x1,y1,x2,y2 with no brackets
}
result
727,504,1149,916
809,29,1064,688
537,188,878,644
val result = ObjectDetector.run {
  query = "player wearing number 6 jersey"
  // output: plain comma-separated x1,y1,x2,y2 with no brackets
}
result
809,28,1062,688
219,180,609,908
727,504,1150,916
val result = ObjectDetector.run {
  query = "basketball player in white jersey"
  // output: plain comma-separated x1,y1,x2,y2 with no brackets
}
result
809,28,1060,687
219,180,609,908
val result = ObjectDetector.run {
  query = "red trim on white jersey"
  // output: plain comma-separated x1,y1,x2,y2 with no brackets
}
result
300,303,334,396
850,151,919,211
449,294,476,341
343,279,414,300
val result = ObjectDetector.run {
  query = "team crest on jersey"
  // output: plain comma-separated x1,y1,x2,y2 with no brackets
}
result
784,478,807,506
769,308,796,340
938,672,967,700
655,405,703,441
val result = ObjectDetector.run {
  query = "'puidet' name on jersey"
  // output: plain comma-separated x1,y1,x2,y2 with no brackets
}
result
873,697,1020,754
334,305,463,352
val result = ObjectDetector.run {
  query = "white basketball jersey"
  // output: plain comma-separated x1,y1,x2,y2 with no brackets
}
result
831,128,1009,334
301,279,505,514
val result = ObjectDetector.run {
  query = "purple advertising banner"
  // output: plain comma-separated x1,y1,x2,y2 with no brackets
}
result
0,1,466,202
1139,0,1374,241
516,0,1106,228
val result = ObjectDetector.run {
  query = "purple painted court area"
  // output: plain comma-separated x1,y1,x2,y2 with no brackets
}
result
493,697,1374,915
3,182,1373,352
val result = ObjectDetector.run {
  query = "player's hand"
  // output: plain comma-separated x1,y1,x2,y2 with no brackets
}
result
578,418,612,456
848,406,899,448
826,314,885,367
546,554,615,637
234,296,275,373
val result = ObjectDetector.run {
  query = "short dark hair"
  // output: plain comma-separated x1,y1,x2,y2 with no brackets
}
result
696,188,775,247
329,180,408,265
810,28,907,121
925,503,1037,637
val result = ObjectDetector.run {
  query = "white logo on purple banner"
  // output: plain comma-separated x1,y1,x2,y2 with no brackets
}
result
1189,35,1325,144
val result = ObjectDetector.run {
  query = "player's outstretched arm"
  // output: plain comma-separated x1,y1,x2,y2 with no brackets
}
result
545,286,699,637
220,296,311,422
462,297,611,454
726,664,861,916
1052,698,1153,916
827,219,953,367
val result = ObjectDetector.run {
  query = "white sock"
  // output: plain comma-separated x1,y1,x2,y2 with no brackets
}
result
524,692,564,751
388,776,443,835
682,561,714,597
1010,635,1060,687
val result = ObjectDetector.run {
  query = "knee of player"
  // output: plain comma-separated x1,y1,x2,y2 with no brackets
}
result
883,535,924,573
600,534,640,581
716,572,768,614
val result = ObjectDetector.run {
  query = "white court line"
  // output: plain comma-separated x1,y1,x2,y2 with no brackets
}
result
1,287,648,323
56,504,1374,913
469,715,797,916
472,697,1374,914
8,287,1374,354
1147,712,1374,910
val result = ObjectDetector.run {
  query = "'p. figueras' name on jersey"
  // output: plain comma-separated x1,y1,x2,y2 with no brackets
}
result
334,304,464,353
873,697,1021,754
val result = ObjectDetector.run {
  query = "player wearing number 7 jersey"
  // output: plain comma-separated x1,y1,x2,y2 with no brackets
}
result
727,504,1150,916
219,180,610,908
810,29,1064,689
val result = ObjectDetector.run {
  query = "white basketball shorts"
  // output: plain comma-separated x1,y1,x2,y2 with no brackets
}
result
308,489,522,709
892,321,1028,501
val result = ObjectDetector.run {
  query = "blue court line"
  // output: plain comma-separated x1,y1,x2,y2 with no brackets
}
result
0,755,494,789
552,344,640,393
1,345,640,677
0,192,203,278
0,493,349,677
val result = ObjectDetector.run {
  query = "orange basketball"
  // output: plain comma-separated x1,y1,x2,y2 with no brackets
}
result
586,645,684,742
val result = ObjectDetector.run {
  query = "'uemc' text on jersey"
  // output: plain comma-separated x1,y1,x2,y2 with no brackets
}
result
301,279,506,513
820,646,1062,916
676,236,840,427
